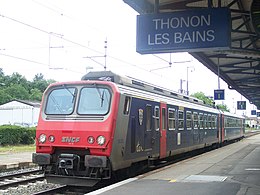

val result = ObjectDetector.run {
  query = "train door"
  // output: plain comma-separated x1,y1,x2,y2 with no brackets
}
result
144,104,153,150
193,112,199,145
219,114,225,142
217,114,221,143
160,102,167,158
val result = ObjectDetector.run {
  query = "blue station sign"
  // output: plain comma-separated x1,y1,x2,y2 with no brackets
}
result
237,101,246,110
251,110,257,115
214,89,225,100
136,8,231,54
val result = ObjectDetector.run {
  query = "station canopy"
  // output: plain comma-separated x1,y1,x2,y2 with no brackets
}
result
123,0,260,109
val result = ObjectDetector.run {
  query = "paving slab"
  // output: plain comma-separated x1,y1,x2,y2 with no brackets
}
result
89,134,260,195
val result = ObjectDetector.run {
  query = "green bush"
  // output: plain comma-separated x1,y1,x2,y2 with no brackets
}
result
20,127,36,144
0,125,36,146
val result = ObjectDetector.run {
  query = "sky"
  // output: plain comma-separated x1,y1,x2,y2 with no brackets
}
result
0,0,258,116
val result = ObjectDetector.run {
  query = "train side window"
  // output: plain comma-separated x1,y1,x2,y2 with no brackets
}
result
168,108,176,130
146,105,152,131
154,106,160,131
233,118,236,127
225,117,228,127
203,114,207,129
212,115,216,128
207,114,211,129
123,96,131,115
193,112,198,129
236,119,240,127
227,117,230,127
178,110,184,130
186,111,192,130
199,113,203,129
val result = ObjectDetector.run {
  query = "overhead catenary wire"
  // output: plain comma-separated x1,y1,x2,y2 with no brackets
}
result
0,12,178,82
0,13,103,55
32,0,105,36
0,52,83,74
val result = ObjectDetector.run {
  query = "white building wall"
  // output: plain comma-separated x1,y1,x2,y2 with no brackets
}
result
0,101,40,127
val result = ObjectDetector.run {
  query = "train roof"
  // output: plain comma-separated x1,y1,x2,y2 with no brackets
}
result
81,71,243,118
82,71,212,108
220,110,245,119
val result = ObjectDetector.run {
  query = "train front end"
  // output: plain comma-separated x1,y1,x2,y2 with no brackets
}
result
32,80,120,186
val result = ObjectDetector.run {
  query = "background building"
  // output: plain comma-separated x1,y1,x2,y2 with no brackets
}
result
0,99,40,127
245,116,260,129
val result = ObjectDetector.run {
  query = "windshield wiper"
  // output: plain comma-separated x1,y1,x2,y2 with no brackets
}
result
93,83,105,107
63,84,76,103
101,90,104,107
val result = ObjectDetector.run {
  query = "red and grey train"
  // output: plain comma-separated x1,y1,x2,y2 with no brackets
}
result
32,71,245,186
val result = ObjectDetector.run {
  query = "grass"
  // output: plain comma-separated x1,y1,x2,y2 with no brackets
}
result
0,144,35,153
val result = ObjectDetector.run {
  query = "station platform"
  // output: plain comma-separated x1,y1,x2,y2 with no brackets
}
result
89,132,260,195
0,151,35,170
0,130,260,195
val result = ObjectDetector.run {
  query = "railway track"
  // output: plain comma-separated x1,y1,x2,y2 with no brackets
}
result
0,168,101,195
0,168,58,195
0,168,44,189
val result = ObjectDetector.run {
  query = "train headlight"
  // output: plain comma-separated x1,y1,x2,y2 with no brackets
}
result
39,134,47,144
49,135,55,143
87,136,95,144
97,136,106,146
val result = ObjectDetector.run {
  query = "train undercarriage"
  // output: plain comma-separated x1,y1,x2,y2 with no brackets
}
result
33,150,112,187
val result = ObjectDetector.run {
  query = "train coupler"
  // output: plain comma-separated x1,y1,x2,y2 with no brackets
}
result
58,154,80,175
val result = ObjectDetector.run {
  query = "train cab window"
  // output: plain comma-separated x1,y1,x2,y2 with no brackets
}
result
199,113,203,129
45,87,76,115
78,87,111,115
154,106,160,131
123,96,131,115
186,111,192,130
178,110,184,130
207,114,211,129
146,105,152,131
168,108,176,130
193,112,199,129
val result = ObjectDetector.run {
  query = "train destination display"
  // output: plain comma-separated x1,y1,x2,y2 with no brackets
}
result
137,8,231,54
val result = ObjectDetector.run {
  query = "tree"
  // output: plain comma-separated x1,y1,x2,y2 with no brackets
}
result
0,90,12,105
0,68,6,85
0,69,56,105
32,73,52,93
0,68,4,77
9,72,30,90
4,84,30,100
191,91,231,112
191,92,214,106
216,104,230,112
29,88,43,101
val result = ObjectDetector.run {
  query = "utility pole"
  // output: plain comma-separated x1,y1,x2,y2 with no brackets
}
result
186,66,195,96
84,39,108,71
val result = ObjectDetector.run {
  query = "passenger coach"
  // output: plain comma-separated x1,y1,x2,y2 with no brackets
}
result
32,71,245,186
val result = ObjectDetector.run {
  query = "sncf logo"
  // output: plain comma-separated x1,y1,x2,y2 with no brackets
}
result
62,137,80,143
